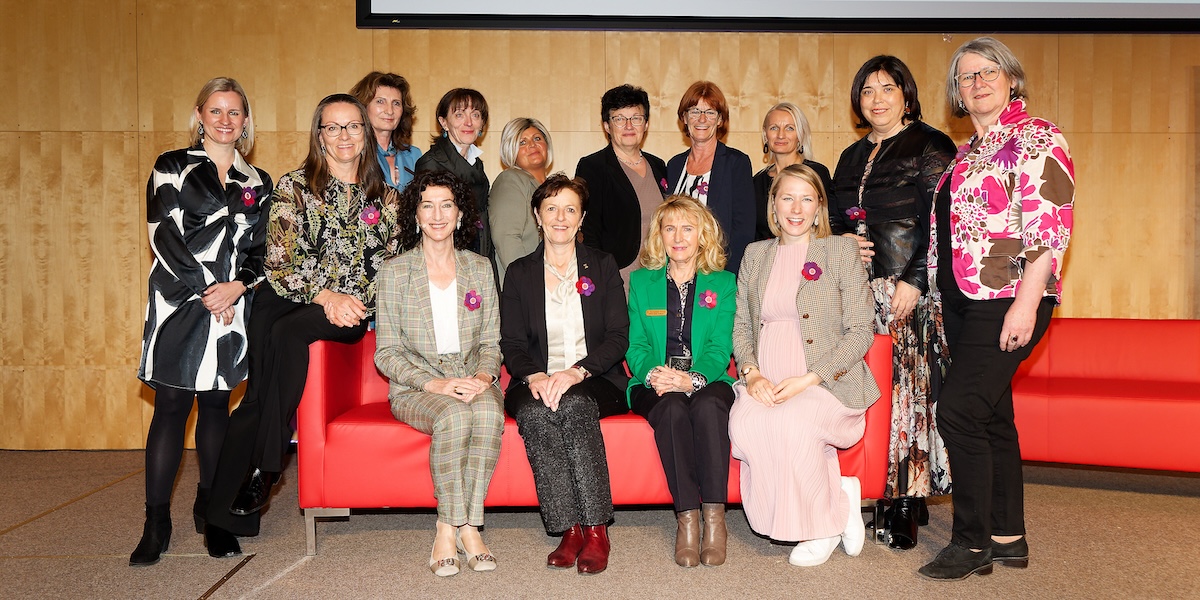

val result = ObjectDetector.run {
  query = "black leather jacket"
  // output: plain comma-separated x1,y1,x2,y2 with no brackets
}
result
831,121,955,293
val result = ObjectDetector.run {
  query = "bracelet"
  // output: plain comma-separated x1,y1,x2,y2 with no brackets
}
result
571,364,591,379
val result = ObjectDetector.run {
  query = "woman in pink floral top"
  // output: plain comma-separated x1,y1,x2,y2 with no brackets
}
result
919,37,1074,582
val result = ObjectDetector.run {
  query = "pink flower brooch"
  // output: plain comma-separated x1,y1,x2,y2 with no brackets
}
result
463,289,481,311
659,177,669,192
360,205,381,225
699,290,717,309
576,276,595,297
845,206,866,221
802,261,823,281
241,187,256,207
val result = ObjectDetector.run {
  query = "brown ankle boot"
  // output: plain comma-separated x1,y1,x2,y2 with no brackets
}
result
700,503,727,566
675,509,701,567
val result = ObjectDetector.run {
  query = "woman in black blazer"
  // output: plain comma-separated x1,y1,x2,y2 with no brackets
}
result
667,81,755,274
500,175,630,575
415,88,492,260
576,84,669,281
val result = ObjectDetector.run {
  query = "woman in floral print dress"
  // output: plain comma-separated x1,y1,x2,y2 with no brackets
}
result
203,93,400,558
919,37,1074,581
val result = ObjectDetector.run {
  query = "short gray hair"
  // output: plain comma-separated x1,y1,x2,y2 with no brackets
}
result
946,36,1028,118
498,117,554,171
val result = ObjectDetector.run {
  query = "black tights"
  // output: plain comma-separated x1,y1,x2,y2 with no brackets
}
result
144,387,231,507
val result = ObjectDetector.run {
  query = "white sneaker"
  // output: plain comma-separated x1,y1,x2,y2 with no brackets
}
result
788,536,839,567
840,476,865,557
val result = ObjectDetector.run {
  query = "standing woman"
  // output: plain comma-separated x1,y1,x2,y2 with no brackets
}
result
729,164,878,568
667,81,754,273
499,175,630,575
626,196,737,568
416,89,492,259
919,37,1073,581
490,117,553,286
204,94,400,557
376,170,504,577
753,102,834,241
576,84,669,283
132,77,271,566
351,71,422,192
830,55,957,550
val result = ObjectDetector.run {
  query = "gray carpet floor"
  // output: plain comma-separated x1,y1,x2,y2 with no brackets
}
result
2,449,1198,599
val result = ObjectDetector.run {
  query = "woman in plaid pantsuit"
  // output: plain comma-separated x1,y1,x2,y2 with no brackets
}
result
376,171,504,577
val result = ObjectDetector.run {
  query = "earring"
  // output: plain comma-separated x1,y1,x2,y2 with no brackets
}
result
958,100,965,111
320,145,326,155
762,142,769,154
799,145,804,155
456,215,462,230
415,220,421,234
241,129,248,140
198,124,205,142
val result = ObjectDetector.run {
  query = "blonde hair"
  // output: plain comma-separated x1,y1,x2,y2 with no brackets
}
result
188,77,254,154
638,195,727,274
498,117,554,171
768,164,831,239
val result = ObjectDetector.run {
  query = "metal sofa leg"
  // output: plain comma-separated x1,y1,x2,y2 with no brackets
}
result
873,500,887,544
304,508,351,555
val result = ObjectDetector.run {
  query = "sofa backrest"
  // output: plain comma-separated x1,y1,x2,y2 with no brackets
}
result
1040,318,1200,383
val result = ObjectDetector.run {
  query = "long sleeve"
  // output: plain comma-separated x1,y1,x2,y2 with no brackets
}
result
146,154,217,296
471,254,503,378
806,237,876,387
576,252,630,378
726,152,756,273
732,243,764,372
264,174,320,303
624,273,656,386
489,169,538,283
499,259,544,382
692,271,737,383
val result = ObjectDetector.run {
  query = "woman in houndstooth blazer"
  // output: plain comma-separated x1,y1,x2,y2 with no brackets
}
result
729,164,879,569
375,170,504,577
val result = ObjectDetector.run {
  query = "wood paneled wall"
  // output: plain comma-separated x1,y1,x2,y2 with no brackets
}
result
1,0,1196,448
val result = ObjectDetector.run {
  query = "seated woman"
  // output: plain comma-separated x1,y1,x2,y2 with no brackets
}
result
375,170,504,577
499,174,630,575
729,164,879,568
204,94,399,556
625,196,736,568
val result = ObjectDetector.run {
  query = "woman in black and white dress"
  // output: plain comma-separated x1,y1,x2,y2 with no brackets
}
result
133,77,271,566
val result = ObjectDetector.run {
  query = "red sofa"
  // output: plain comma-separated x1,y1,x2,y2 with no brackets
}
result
1011,318,1200,472
297,333,893,555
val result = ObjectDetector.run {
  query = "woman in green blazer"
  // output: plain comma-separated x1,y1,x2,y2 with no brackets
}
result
626,196,737,568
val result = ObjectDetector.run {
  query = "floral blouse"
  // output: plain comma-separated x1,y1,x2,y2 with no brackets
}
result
266,168,400,314
929,100,1074,302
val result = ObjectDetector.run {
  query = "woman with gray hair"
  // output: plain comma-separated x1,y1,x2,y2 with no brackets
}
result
489,117,553,286
919,36,1074,581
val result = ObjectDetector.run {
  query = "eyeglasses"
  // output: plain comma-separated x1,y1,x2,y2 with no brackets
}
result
686,108,719,120
609,114,646,128
319,121,365,137
956,66,1003,88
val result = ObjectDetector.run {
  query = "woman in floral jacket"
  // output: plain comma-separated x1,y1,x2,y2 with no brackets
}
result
919,37,1074,582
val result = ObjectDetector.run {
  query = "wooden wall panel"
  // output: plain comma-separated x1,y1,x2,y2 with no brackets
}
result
2,1,137,132
2,1,1199,447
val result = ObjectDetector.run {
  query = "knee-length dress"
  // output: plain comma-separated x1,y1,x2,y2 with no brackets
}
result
138,147,271,391
730,241,866,542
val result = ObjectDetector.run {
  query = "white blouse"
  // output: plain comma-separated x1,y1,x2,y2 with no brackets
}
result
430,278,461,355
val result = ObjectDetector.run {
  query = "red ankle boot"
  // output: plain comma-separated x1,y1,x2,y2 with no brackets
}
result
576,524,610,574
547,524,584,568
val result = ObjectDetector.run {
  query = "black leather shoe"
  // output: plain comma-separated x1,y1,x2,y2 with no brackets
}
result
918,542,993,580
229,467,277,516
887,497,919,550
205,524,242,558
992,537,1029,568
129,503,172,566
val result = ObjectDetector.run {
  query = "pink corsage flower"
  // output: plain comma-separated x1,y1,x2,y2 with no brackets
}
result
845,206,866,221
360,205,381,224
697,181,709,195
660,177,669,191
463,289,481,311
802,261,823,281
699,290,717,309
241,187,256,207
576,276,595,297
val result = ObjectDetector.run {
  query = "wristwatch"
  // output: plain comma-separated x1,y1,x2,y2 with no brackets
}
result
572,364,591,379
740,365,758,378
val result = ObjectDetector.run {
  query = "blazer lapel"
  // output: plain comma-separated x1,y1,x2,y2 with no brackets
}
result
408,247,437,356
528,244,550,362
453,249,476,352
646,267,669,360
690,270,714,352
603,147,641,210
797,237,827,298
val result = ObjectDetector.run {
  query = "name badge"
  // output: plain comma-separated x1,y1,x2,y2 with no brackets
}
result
645,309,667,317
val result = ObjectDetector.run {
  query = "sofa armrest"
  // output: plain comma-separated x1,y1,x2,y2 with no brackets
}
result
298,338,367,508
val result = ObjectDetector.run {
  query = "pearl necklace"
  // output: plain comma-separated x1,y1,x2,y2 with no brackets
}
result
616,152,644,167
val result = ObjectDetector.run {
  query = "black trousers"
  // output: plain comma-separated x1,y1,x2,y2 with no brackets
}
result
937,295,1054,549
630,382,735,512
207,286,367,536
504,376,627,534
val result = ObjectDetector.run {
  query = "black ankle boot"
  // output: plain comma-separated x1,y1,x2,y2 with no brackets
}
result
887,497,920,551
193,486,210,534
129,503,172,566
204,524,242,558
230,467,278,516
916,496,929,527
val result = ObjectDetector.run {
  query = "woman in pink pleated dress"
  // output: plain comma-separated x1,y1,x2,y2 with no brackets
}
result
729,163,879,568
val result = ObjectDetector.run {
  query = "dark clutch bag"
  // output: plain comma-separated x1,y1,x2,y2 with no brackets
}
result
666,355,692,372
